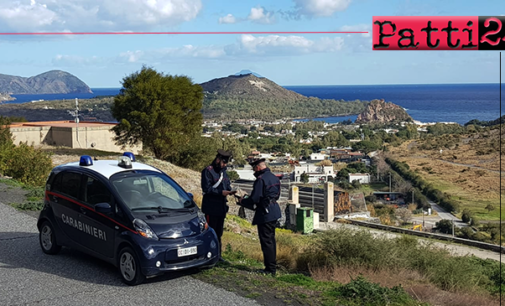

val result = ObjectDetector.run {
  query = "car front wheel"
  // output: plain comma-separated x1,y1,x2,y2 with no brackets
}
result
39,221,61,255
118,247,145,286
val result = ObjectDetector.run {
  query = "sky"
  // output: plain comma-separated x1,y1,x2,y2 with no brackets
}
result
0,0,503,87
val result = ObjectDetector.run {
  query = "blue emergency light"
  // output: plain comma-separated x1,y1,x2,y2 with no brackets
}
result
79,155,93,166
123,152,136,162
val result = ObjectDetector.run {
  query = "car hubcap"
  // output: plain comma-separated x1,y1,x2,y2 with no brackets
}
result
41,225,52,250
120,253,136,281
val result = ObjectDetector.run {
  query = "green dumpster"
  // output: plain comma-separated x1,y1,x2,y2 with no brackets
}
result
296,207,314,234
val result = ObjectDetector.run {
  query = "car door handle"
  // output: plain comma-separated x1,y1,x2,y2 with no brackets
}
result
80,207,87,214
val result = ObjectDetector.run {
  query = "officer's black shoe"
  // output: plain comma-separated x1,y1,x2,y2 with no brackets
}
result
256,269,276,276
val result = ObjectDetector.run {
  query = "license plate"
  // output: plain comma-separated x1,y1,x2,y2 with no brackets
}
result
177,246,197,257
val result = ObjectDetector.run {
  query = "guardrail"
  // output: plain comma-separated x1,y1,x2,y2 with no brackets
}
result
341,219,505,254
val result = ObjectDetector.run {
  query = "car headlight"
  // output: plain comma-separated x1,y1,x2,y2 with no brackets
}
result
133,219,158,240
198,211,209,232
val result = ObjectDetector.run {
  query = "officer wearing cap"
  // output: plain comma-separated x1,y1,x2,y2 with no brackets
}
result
201,149,236,261
239,158,281,275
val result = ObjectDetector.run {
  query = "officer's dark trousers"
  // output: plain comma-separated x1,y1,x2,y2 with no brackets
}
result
257,220,277,273
206,214,225,255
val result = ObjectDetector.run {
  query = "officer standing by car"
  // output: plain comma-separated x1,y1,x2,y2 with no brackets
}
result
201,149,235,261
239,158,281,275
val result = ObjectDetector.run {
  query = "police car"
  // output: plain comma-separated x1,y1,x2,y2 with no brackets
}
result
37,152,219,285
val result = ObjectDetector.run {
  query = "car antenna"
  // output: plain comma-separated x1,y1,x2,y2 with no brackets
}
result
94,156,98,161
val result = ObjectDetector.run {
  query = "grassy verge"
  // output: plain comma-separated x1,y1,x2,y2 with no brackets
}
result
196,251,425,306
0,178,45,211
215,215,503,305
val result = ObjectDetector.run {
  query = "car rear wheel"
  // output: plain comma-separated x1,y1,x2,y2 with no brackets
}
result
39,221,61,255
119,247,145,286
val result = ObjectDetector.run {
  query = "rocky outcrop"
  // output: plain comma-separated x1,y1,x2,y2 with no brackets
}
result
0,70,92,94
0,92,15,102
356,99,412,123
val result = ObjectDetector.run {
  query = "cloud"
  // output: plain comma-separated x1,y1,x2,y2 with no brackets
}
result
118,45,226,63
53,34,351,66
0,0,202,32
225,35,344,56
52,54,105,66
218,13,236,24
336,24,372,52
248,6,276,24
340,24,371,38
293,0,351,17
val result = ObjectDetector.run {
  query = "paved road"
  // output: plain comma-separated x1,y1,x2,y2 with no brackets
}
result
0,202,259,306
428,200,467,228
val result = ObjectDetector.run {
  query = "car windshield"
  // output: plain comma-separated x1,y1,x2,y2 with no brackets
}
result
110,172,195,211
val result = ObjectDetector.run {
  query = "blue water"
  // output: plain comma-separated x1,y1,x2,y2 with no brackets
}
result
3,84,503,125
6,88,121,104
285,83,503,125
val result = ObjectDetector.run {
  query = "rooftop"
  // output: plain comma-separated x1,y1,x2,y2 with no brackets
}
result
9,120,117,128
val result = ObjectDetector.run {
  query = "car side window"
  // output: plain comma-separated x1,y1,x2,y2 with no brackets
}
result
52,171,82,199
84,176,113,207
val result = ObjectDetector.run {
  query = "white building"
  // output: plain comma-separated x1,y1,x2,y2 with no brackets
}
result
309,153,329,160
292,164,334,183
349,173,371,184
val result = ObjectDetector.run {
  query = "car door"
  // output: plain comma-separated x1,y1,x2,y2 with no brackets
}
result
48,170,85,245
78,175,116,258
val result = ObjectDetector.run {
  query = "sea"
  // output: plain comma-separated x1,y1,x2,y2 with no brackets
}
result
3,84,503,125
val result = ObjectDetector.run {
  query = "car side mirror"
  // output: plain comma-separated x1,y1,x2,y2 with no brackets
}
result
187,193,194,199
95,202,112,214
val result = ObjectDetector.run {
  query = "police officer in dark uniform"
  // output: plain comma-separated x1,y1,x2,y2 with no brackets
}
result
201,149,236,261
239,158,281,275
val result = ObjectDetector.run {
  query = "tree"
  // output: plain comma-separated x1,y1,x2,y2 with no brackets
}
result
300,172,309,184
395,208,412,224
485,204,495,213
435,219,454,234
111,66,204,160
351,179,361,189
461,208,474,223
227,170,240,182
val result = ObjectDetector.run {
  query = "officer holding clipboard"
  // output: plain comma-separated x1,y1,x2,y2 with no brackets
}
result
201,149,236,262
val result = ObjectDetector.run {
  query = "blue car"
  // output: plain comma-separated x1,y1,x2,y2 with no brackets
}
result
38,152,219,285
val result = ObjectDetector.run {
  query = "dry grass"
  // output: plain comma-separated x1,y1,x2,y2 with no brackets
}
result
310,266,426,288
389,135,503,220
406,284,501,306
310,266,501,306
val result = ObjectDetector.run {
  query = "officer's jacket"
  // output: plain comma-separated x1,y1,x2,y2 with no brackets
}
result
241,168,281,225
201,163,231,217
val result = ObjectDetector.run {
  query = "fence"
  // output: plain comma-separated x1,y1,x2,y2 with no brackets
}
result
298,186,326,221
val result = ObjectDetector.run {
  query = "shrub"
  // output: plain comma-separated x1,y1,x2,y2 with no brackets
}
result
3,142,53,186
336,275,417,306
461,208,474,223
435,219,454,234
226,170,240,182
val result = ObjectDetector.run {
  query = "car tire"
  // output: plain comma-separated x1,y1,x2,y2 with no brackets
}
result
118,247,145,286
39,221,61,255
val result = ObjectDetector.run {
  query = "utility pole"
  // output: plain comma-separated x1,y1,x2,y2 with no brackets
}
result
75,98,79,143
389,173,391,193
312,183,314,209
452,221,455,237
